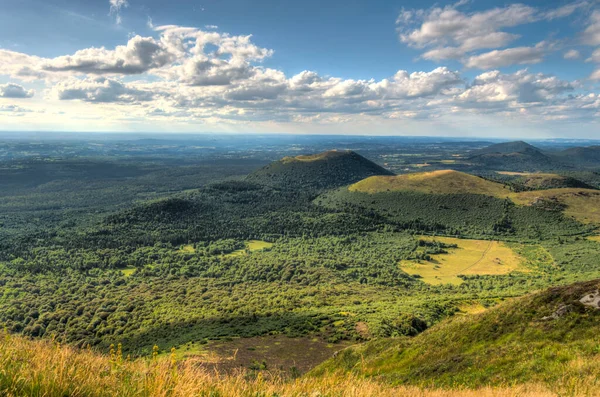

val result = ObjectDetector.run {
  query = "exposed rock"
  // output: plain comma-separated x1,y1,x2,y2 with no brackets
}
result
580,290,600,309
541,304,573,321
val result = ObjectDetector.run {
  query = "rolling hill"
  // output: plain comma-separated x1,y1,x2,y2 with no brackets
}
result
555,146,600,167
512,188,600,225
468,141,543,157
494,172,595,190
349,170,511,197
332,169,600,227
246,150,394,190
314,278,600,393
467,141,559,172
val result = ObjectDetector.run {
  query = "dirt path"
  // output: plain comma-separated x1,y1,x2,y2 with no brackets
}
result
452,240,494,276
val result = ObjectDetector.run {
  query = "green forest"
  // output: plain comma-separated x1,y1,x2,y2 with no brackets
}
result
2,139,600,383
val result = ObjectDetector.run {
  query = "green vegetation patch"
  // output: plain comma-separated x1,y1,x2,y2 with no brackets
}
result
315,279,600,390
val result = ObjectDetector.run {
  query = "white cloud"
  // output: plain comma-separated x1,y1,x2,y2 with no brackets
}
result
582,11,600,46
465,44,546,69
589,48,600,63
50,77,155,103
543,1,589,20
0,104,33,113
0,83,34,98
43,35,173,75
398,1,588,67
398,4,535,50
109,0,128,24
0,50,46,81
591,69,600,80
564,49,581,59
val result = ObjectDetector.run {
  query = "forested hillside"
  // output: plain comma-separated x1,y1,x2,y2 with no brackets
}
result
246,150,394,190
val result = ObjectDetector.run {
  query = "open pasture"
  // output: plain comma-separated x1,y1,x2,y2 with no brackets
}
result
400,236,527,285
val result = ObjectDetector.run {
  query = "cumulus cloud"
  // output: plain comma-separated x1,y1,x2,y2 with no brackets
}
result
0,26,275,89
398,1,588,67
463,70,573,104
43,35,174,75
0,50,46,81
51,77,155,103
0,83,34,98
464,44,547,69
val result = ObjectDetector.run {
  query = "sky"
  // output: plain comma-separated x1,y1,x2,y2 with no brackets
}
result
0,0,599,138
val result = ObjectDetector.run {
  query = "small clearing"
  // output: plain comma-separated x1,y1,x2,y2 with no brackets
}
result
223,240,274,257
120,267,136,277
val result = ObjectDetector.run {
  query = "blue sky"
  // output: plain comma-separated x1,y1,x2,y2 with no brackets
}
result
0,0,599,137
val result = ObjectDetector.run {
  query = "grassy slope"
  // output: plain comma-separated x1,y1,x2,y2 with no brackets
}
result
0,332,572,397
345,170,600,226
349,170,511,197
496,172,593,190
511,188,600,225
314,279,600,393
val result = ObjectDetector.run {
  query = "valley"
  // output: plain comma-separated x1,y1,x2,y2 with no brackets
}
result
2,135,600,395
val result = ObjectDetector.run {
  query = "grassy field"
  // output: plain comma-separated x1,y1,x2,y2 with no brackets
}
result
223,240,273,257
349,170,510,196
0,332,572,397
400,236,527,285
588,236,600,243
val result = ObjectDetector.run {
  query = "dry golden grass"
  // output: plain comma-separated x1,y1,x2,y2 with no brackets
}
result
0,333,567,397
457,302,488,315
588,235,600,243
400,236,527,285
511,188,600,225
496,171,557,176
349,170,511,197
